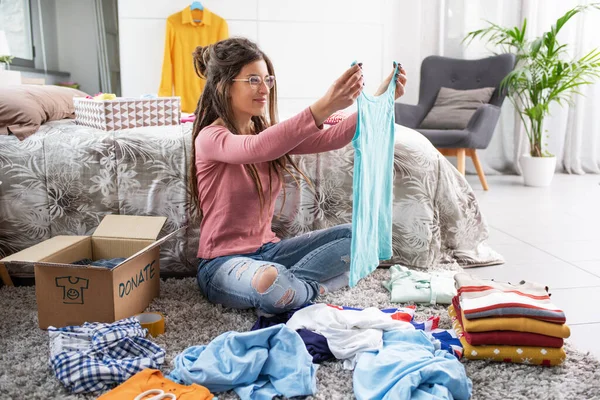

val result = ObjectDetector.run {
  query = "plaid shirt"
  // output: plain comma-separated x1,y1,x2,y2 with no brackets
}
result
48,317,165,394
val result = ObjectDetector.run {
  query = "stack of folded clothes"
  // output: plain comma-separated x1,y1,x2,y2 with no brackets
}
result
448,273,570,366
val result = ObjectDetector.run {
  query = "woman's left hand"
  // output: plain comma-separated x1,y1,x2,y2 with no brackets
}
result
374,63,407,100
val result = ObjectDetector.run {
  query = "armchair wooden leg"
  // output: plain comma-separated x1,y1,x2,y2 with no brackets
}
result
456,148,466,175
0,263,13,286
437,148,490,190
469,149,489,191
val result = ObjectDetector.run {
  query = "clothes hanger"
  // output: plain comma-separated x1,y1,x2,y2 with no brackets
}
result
190,1,203,23
134,389,176,400
190,1,204,10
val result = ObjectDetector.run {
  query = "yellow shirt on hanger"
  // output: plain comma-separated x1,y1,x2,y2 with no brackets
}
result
159,7,228,113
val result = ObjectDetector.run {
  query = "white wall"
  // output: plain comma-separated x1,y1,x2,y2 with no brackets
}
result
118,0,440,119
55,0,101,94
382,0,444,104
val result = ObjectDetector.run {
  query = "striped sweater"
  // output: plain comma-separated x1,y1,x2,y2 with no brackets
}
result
454,273,566,324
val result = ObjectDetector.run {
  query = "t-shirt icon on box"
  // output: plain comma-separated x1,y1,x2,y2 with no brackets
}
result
55,276,89,304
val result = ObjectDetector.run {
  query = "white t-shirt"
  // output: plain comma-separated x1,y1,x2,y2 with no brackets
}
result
286,303,414,368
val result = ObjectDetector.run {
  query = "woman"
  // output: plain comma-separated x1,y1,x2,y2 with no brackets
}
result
191,37,407,314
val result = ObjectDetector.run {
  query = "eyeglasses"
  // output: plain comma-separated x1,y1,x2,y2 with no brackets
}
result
232,75,276,89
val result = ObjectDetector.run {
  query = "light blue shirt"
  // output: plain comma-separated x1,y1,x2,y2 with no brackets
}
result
349,61,398,287
168,324,317,400
353,329,472,400
382,264,457,305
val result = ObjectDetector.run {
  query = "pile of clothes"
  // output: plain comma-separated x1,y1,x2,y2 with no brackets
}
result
449,273,570,366
48,304,473,399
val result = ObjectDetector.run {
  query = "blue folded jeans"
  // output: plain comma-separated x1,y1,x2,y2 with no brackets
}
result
72,258,126,269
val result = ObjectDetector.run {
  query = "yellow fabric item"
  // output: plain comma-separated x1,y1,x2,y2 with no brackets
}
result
159,6,228,113
97,368,213,399
93,93,117,101
449,305,566,366
458,304,570,338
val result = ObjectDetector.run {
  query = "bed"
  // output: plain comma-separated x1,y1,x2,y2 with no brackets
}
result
0,119,503,279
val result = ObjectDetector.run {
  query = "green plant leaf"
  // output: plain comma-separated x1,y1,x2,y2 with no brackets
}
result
464,2,600,155
531,37,543,57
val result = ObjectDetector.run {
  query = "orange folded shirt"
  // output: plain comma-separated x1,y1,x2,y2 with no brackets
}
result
98,369,213,400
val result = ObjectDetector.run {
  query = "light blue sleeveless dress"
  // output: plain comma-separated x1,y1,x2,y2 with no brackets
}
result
349,61,398,287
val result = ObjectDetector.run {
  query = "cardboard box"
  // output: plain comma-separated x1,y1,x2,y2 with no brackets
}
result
0,215,176,329
73,97,181,131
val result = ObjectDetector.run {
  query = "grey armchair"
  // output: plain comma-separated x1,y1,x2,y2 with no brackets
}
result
395,54,516,190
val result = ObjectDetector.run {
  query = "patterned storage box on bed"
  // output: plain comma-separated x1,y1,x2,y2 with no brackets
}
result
74,97,181,130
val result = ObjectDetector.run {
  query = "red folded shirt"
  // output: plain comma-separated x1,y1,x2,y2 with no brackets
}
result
452,296,563,348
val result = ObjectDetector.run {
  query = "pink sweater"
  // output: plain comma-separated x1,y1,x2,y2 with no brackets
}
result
195,107,358,259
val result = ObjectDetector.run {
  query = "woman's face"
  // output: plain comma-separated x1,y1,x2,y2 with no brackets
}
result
229,59,273,120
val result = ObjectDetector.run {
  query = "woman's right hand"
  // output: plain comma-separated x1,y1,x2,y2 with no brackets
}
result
310,64,364,127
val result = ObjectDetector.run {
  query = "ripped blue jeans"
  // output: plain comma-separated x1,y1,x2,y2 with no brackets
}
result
197,223,351,314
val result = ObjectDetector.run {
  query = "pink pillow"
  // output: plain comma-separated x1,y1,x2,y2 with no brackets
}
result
0,85,89,140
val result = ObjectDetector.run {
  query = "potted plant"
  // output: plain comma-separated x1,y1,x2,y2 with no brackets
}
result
465,4,600,186
0,55,13,70
0,30,12,71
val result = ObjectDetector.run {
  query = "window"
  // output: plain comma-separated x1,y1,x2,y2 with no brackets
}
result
0,0,34,67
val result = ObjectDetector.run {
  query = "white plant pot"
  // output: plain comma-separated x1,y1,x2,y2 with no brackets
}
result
520,154,556,187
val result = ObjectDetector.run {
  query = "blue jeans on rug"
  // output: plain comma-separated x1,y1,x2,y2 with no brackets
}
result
197,224,352,314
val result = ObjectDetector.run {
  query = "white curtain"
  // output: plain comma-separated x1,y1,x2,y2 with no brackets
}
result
93,0,112,93
439,0,600,175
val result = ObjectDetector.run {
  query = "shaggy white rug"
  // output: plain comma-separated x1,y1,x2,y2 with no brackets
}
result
1,269,599,399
